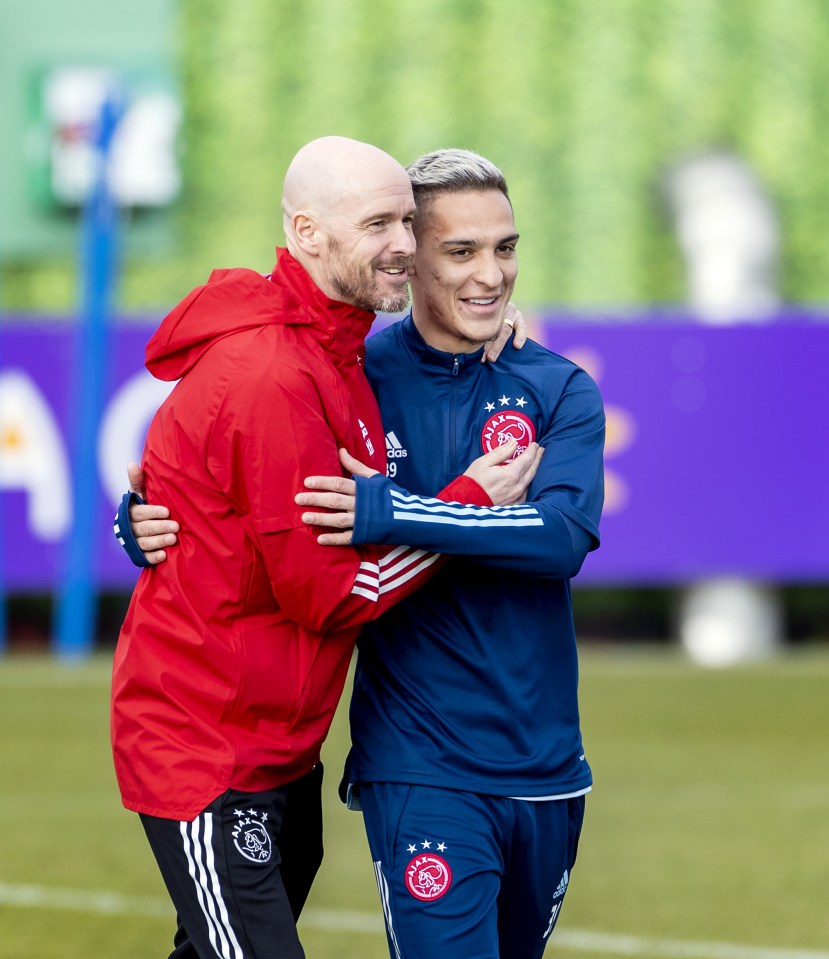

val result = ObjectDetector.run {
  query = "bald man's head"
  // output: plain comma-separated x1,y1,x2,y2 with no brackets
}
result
282,137,405,226
282,137,416,312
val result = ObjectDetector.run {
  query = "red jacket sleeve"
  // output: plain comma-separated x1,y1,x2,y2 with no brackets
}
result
437,474,494,507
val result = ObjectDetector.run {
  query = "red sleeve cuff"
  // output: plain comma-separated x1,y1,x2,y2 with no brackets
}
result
437,475,493,507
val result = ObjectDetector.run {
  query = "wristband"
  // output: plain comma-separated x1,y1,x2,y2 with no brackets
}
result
114,491,153,568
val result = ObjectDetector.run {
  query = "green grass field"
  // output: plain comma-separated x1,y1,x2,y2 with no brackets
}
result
2,644,828,959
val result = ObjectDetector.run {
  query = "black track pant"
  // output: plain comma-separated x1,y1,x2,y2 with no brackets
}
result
140,764,324,959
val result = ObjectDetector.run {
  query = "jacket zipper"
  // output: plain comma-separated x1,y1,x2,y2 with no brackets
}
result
449,356,459,471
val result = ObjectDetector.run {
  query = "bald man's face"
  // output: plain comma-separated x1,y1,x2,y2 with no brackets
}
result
320,177,417,313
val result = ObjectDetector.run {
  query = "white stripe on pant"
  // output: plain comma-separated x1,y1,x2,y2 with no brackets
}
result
180,814,245,959
373,861,402,959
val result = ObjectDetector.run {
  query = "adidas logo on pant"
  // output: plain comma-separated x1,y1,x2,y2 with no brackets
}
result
543,870,570,939
553,869,569,899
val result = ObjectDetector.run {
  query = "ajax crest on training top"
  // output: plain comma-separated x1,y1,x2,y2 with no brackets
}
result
481,409,536,460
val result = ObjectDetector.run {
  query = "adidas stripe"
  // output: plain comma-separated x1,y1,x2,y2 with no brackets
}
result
351,545,441,602
373,861,402,959
389,490,544,528
179,815,244,959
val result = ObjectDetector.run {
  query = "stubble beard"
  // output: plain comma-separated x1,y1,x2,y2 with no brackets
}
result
327,240,411,313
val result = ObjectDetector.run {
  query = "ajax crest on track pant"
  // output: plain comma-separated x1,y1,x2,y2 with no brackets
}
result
140,766,323,959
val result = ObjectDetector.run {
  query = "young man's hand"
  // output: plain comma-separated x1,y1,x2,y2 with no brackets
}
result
481,302,528,363
462,439,543,505
126,462,179,565
296,449,377,546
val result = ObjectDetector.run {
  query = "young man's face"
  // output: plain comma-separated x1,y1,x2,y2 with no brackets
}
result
409,189,519,353
320,173,417,313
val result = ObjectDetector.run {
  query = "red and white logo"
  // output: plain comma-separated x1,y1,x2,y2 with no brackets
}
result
357,418,375,457
404,853,453,902
481,411,536,460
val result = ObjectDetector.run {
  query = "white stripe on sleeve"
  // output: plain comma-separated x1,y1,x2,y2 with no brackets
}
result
389,489,544,528
350,546,441,601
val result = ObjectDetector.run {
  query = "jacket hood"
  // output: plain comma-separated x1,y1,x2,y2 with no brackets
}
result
146,248,377,380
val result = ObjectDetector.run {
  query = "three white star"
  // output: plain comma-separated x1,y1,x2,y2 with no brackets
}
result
407,839,447,853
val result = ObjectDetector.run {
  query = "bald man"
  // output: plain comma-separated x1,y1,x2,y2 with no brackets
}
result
110,137,540,959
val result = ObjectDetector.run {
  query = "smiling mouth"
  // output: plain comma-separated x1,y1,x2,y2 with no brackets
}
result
460,295,504,310
377,263,411,282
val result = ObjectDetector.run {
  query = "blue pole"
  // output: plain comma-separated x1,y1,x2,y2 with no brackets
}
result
54,95,121,660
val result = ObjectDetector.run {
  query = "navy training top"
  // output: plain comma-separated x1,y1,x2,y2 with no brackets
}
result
347,314,605,798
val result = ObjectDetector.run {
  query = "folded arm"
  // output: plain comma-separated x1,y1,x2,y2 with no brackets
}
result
300,370,605,579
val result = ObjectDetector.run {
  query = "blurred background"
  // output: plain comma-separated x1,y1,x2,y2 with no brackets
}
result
1,2,828,957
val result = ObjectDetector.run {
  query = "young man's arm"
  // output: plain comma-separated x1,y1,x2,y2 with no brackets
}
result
301,370,605,580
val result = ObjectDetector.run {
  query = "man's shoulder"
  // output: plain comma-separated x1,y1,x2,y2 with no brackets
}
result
502,340,603,411
192,325,327,403
366,319,403,357
504,338,586,379
365,320,413,386
213,321,318,362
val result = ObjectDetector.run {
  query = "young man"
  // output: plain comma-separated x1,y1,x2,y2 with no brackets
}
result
296,150,605,959
111,137,541,959
124,149,603,958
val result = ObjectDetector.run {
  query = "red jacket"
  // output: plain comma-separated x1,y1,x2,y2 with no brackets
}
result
111,249,485,819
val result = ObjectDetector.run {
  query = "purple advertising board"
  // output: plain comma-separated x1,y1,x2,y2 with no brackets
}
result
1,314,828,590
532,317,828,583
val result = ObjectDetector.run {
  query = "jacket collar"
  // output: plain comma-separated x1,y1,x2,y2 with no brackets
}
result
399,313,485,373
271,248,377,367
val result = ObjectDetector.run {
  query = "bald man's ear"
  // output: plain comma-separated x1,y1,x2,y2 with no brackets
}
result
292,212,322,256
